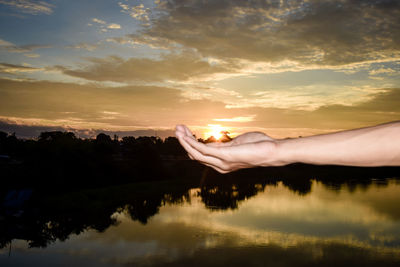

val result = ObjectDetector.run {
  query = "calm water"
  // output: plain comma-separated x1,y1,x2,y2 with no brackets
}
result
1,173,400,266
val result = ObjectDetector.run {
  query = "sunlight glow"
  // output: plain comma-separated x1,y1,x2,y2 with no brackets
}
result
205,124,225,140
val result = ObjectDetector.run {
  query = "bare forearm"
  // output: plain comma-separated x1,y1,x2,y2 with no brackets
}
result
273,121,400,167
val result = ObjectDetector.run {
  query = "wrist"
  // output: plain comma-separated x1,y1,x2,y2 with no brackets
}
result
258,139,294,167
273,139,297,166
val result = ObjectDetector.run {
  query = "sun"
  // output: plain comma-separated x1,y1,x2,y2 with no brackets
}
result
205,124,224,140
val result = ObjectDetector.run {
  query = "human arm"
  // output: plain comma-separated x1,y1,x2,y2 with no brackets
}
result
175,121,400,173
276,121,400,167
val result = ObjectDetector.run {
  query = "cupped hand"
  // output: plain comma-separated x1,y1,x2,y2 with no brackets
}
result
175,124,278,173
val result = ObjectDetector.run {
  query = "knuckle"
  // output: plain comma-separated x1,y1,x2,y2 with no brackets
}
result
219,163,232,172
192,154,200,161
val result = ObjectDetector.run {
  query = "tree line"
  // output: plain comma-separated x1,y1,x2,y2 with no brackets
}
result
0,130,194,188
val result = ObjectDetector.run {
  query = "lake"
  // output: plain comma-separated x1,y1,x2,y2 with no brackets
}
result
1,165,400,266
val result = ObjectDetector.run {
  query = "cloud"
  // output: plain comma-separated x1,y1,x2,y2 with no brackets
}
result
0,39,13,46
0,62,42,74
0,0,54,15
92,18,106,24
24,53,40,58
106,37,134,45
250,88,400,131
107,23,121,29
0,78,399,139
125,34,175,49
55,52,239,82
319,88,400,115
66,42,97,51
134,0,400,67
369,67,396,75
6,44,51,53
91,18,121,32
0,78,225,130
213,115,255,122
0,38,51,53
119,2,150,22
0,77,259,138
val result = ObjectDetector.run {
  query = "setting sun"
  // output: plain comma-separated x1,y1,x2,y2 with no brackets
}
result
205,124,225,140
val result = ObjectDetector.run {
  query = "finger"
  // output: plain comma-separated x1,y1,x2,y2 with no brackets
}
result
185,143,228,172
182,125,196,140
203,163,229,174
181,138,224,166
183,136,229,160
176,124,197,141
186,146,227,171
175,124,186,135
177,136,228,170
175,130,185,139
177,135,230,173
206,141,232,147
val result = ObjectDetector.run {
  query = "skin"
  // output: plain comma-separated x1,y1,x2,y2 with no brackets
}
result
175,121,400,174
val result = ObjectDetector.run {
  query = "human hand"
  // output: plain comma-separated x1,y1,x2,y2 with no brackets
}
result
175,124,279,173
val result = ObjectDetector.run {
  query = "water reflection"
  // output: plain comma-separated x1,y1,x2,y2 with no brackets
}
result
1,165,400,266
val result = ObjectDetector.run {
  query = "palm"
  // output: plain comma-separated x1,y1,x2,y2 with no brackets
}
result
230,132,274,145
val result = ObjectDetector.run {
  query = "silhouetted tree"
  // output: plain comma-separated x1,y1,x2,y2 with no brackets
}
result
220,131,232,142
39,131,76,142
95,133,115,155
205,136,217,143
0,131,8,154
96,133,112,144
162,137,186,156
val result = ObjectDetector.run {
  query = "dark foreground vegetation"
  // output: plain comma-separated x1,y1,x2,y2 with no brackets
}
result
1,130,400,249
0,130,198,190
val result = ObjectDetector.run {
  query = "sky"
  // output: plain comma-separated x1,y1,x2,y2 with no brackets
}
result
0,0,399,139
